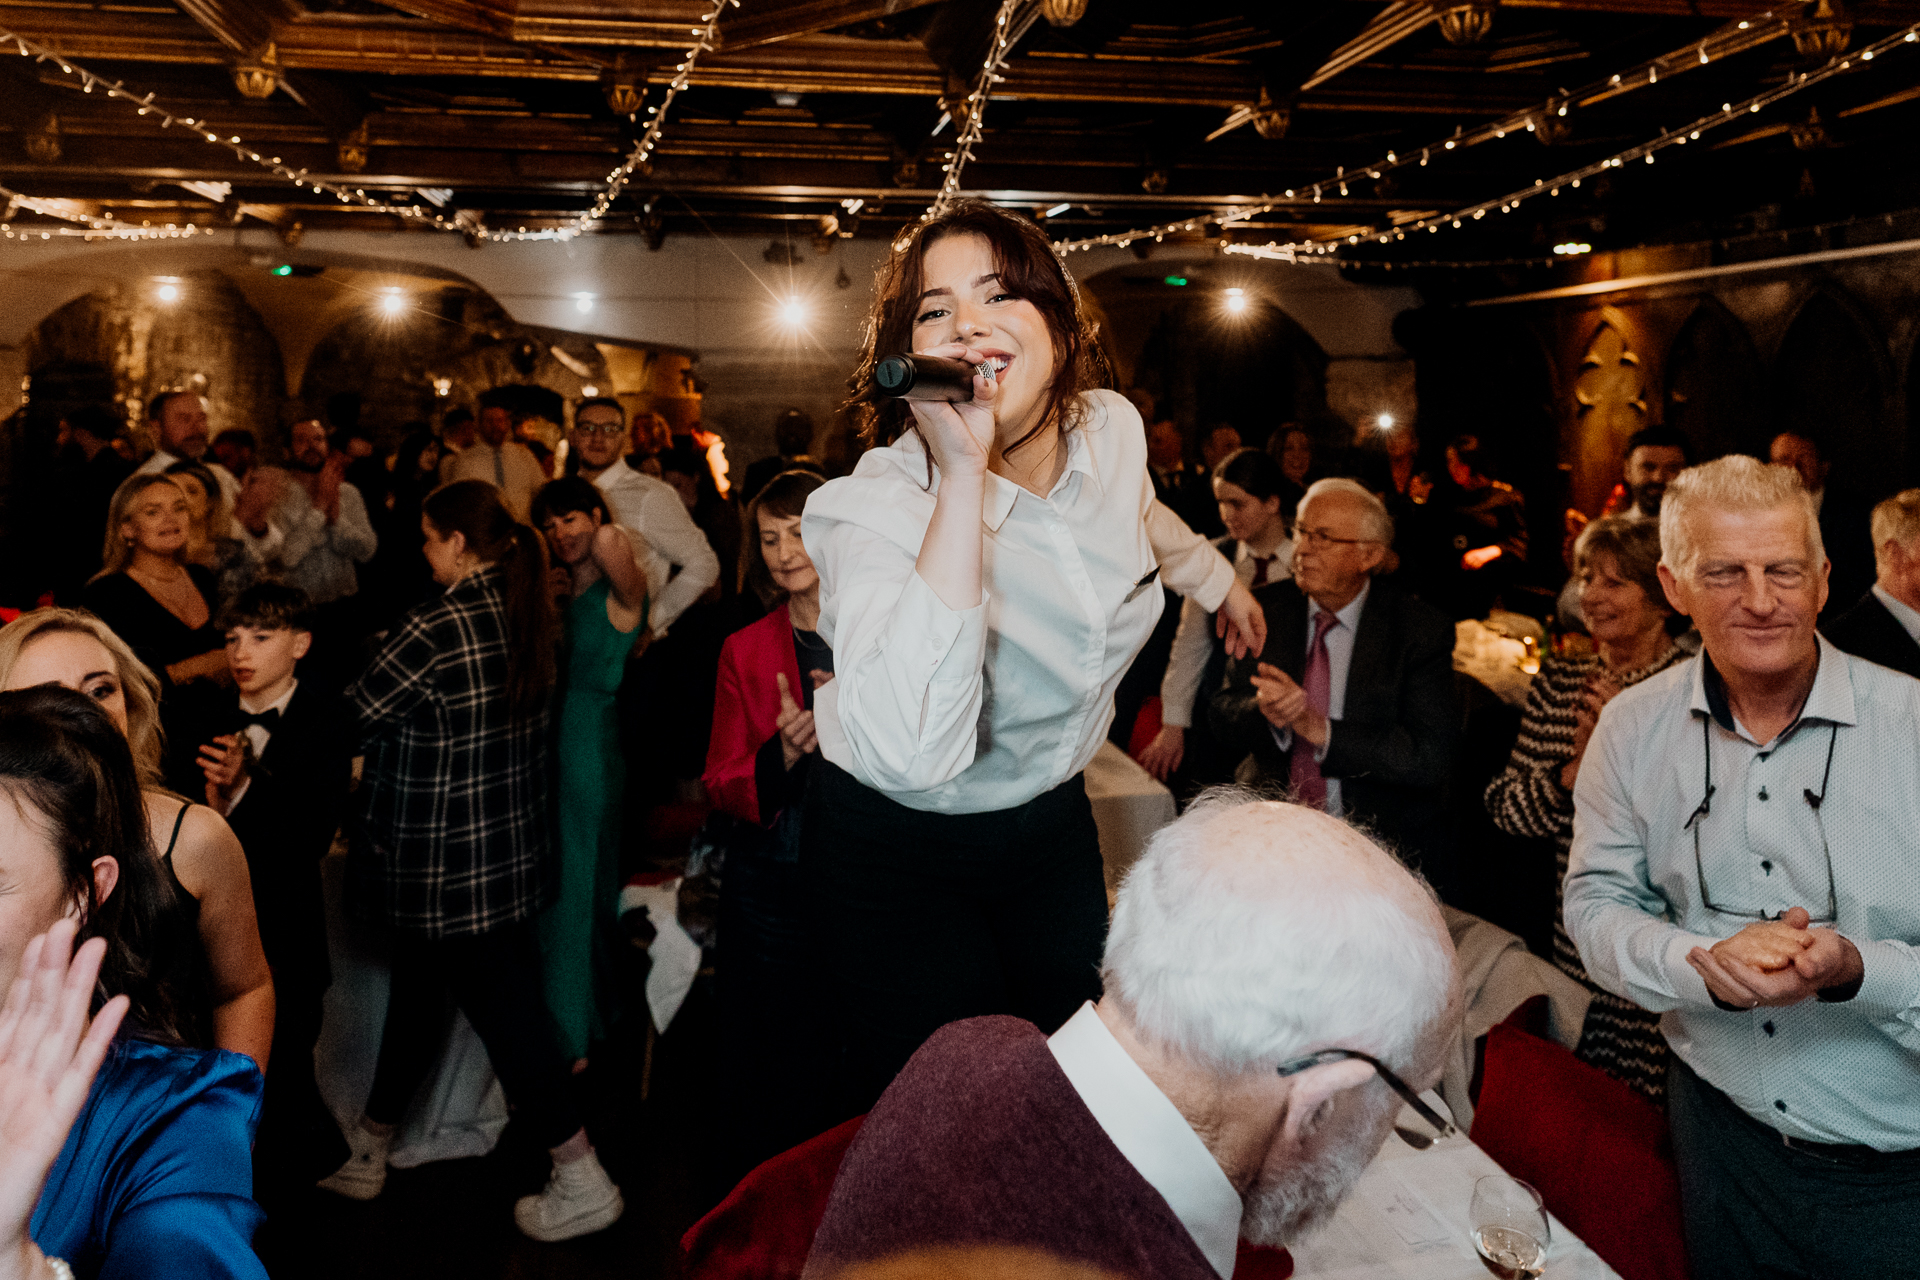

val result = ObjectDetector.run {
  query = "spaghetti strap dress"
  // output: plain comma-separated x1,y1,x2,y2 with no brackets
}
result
154,801,216,1048
538,577,645,1061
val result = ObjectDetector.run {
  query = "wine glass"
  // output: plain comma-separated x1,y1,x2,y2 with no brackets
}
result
1470,1175,1549,1279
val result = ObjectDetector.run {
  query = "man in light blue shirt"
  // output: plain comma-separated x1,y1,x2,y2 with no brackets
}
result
1567,455,1920,1280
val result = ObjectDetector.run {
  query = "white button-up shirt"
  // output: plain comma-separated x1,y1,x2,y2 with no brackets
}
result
1567,637,1920,1149
804,390,1236,814
1048,1002,1242,1278
588,457,722,638
1160,538,1294,730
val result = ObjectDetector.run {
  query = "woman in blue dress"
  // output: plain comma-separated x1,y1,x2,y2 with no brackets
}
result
1,684,266,1280
532,477,650,1070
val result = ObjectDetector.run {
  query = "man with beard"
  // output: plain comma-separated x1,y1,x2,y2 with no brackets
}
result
1619,427,1691,521
803,792,1460,1279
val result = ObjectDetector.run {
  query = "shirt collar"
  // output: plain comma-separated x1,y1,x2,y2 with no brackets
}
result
592,457,637,488
1689,634,1855,742
1871,584,1920,649
1308,580,1371,631
908,421,1098,534
1048,1002,1242,1279
239,678,298,719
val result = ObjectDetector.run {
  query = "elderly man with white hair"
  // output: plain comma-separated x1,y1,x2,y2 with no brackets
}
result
1211,477,1456,876
1822,486,1920,679
803,791,1461,1279
1566,454,1920,1280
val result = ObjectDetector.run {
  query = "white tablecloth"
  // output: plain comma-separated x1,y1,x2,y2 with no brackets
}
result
1085,740,1177,900
313,852,509,1169
1291,1123,1622,1279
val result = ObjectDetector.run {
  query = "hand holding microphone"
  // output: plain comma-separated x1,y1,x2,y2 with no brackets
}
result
882,344,1000,478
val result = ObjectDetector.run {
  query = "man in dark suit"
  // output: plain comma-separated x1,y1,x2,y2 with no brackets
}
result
1770,430,1874,620
195,581,354,1201
1211,478,1457,876
1823,487,1920,678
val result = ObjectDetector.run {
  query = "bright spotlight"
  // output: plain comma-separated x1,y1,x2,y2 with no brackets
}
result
779,297,806,326
1043,201,1073,218
574,293,595,314
581,384,600,397
1223,286,1248,315
155,282,180,303
380,289,405,317
1376,412,1395,431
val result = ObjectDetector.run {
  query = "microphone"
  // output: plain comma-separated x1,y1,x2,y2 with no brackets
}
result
872,354,976,402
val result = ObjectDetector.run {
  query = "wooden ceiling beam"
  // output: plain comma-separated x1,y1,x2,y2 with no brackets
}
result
172,0,279,57
715,0,948,52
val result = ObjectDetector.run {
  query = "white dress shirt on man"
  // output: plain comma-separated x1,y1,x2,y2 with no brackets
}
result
1266,581,1370,819
1048,1002,1241,1279
587,457,722,638
803,389,1236,814
137,450,243,506
1160,538,1294,729
1870,584,1920,649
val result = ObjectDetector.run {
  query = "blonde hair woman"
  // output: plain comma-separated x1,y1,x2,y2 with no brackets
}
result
0,608,275,1067
84,473,230,692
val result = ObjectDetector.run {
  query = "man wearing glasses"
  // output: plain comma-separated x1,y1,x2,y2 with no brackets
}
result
804,792,1461,1279
568,397,720,641
1210,478,1457,880
1565,454,1920,1280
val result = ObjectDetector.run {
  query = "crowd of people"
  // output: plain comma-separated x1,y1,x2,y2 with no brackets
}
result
0,196,1913,1280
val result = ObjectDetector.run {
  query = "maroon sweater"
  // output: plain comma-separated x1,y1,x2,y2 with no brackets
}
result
804,1016,1227,1279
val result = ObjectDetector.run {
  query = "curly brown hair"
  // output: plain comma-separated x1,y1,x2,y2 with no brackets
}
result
847,200,1109,464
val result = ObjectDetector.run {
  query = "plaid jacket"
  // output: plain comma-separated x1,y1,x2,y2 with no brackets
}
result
346,566,554,938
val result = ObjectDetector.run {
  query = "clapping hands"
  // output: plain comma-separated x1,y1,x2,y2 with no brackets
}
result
1249,663,1329,747
1687,907,1865,1010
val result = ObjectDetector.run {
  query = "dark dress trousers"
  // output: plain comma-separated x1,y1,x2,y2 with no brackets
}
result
1822,589,1920,679
1210,577,1457,872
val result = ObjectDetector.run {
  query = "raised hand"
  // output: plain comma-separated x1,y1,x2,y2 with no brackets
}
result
1213,579,1268,660
904,344,998,478
1250,662,1323,743
197,734,248,812
775,672,818,770
0,922,129,1279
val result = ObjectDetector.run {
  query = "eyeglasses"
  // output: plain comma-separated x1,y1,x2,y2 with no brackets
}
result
1685,713,1838,924
1294,526,1378,549
1276,1048,1459,1146
574,421,626,438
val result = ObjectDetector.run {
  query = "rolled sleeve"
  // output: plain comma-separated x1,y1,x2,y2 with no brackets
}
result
640,487,720,636
1566,706,1720,1013
811,511,988,795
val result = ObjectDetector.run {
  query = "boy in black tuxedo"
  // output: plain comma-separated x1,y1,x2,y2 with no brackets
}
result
197,582,352,1200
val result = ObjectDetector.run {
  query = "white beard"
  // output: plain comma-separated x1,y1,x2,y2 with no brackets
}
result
1238,1125,1382,1248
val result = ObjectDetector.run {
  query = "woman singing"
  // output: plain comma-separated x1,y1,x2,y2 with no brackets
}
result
802,199,1265,1111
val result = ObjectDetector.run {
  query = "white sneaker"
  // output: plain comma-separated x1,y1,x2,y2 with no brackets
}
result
317,1123,391,1201
514,1149,625,1242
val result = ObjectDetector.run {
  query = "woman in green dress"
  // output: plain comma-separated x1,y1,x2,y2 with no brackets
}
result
534,476,650,1069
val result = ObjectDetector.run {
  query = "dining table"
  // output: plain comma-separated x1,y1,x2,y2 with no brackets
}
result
1290,1106,1622,1280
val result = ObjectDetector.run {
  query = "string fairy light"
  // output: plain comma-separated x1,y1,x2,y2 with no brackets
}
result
1054,3,1807,256
569,0,741,234
0,13,751,244
1059,18,1920,260
930,0,1031,215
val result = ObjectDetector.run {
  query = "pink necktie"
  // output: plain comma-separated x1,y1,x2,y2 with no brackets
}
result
1289,609,1340,809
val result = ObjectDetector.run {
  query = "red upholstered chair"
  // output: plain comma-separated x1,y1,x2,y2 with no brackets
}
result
682,1114,1295,1280
683,1116,867,1280
1471,1022,1690,1280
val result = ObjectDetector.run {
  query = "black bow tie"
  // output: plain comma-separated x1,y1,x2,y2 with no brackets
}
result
239,708,281,732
